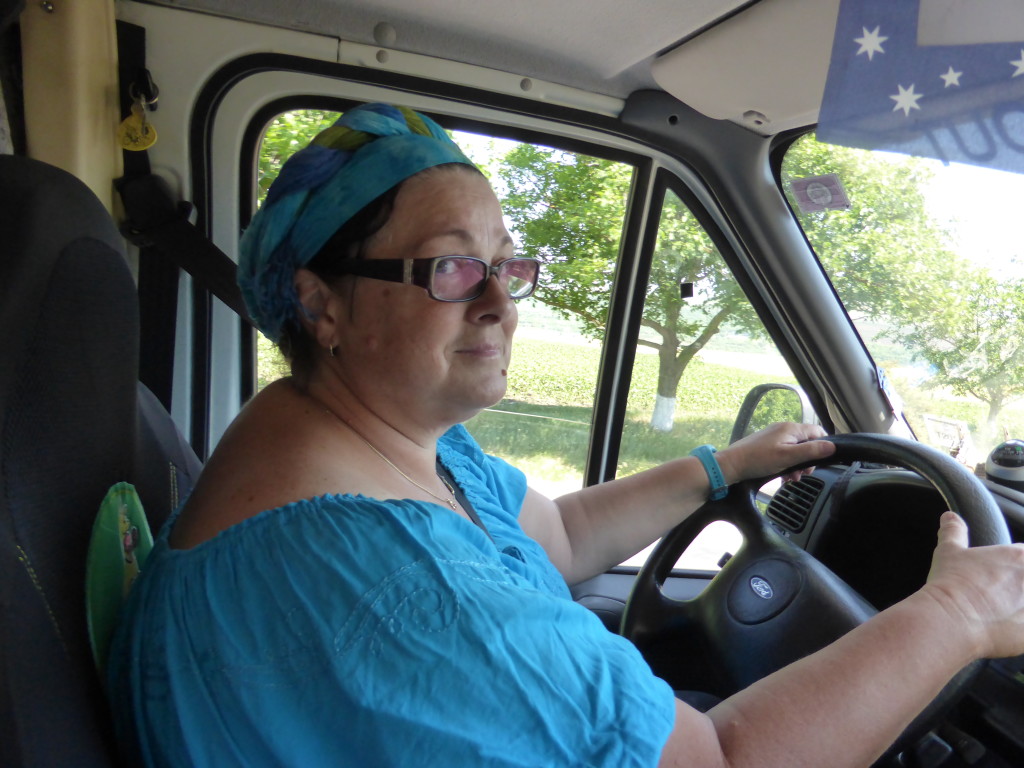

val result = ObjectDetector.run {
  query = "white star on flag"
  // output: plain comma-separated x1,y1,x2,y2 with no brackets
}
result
939,66,962,87
1012,50,1024,77
890,83,923,115
854,26,888,60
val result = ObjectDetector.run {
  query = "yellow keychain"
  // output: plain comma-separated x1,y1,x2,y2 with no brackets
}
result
117,99,157,151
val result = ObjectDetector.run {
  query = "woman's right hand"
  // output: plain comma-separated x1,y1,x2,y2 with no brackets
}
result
922,512,1024,661
715,421,836,486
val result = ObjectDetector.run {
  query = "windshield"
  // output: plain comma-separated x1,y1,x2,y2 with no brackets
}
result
781,134,1024,476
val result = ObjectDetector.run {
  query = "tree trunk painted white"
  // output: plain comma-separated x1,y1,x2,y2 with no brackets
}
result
651,394,676,432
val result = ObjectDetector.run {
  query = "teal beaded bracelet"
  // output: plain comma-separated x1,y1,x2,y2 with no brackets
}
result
690,444,728,501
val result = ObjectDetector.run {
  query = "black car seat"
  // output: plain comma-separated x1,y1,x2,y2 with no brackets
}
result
0,155,202,766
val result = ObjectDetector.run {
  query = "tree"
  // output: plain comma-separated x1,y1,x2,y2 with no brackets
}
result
781,135,961,323
784,135,1024,445
499,145,763,431
894,273,1024,446
500,146,629,337
641,192,762,430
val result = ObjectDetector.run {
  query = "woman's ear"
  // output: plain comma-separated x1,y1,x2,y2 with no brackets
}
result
294,269,342,349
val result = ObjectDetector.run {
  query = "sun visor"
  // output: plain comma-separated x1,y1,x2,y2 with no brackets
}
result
651,0,841,135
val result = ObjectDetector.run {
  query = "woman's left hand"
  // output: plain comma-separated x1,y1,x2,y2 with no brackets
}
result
716,422,836,486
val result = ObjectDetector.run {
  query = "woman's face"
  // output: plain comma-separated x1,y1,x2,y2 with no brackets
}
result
333,167,519,429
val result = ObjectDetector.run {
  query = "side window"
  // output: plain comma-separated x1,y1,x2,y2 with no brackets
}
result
616,186,807,569
619,187,803,463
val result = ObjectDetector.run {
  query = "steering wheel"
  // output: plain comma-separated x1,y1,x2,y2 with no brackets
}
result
621,433,1011,755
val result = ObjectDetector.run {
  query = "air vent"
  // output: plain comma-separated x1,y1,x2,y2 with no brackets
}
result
766,475,825,533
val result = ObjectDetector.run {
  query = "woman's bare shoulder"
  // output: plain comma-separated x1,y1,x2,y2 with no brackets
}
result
169,379,359,549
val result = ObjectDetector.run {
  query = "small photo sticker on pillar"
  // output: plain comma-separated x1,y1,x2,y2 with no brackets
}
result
789,173,851,213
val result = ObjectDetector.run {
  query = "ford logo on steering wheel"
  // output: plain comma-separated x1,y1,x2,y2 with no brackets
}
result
750,576,774,600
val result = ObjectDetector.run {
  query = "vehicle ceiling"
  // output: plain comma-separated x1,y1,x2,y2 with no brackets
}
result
141,0,841,134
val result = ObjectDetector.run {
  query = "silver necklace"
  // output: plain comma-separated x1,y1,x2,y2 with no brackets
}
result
323,408,459,511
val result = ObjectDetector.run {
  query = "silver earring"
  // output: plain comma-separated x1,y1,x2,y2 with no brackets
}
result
329,346,336,358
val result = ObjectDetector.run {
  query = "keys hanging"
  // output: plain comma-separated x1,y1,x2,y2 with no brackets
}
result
117,94,157,152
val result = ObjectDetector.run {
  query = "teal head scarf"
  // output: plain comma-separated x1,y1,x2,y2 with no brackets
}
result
238,103,477,342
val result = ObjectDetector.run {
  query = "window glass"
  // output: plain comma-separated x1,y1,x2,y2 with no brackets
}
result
781,134,1024,474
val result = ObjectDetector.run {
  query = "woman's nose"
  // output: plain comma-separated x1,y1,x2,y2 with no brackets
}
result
469,274,515,322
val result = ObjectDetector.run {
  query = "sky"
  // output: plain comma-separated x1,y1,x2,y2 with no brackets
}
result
918,158,1024,275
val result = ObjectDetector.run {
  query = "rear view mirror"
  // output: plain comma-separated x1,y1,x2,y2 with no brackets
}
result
730,384,814,444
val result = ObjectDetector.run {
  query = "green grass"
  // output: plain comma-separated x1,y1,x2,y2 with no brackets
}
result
482,338,798,480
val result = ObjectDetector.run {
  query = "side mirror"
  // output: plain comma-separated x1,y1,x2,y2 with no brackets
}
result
730,384,815,445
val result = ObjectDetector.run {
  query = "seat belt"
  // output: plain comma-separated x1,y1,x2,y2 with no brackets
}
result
116,171,254,327
115,21,254,430
115,20,251,326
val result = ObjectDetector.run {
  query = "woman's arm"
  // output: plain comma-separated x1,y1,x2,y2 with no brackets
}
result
519,422,835,585
659,514,1024,768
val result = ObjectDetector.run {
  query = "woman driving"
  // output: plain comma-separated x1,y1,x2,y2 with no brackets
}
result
109,103,1024,767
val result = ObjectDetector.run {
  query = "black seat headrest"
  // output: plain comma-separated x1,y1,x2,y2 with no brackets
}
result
0,155,140,767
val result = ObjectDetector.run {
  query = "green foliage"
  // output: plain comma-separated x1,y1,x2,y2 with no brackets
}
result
257,110,340,203
257,334,290,390
897,274,1024,438
497,146,761,413
500,145,630,337
783,134,1024,436
782,135,960,321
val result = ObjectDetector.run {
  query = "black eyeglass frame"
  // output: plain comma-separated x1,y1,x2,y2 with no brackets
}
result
325,255,541,302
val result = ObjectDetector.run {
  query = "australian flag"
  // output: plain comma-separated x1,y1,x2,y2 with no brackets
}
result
817,0,1024,174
